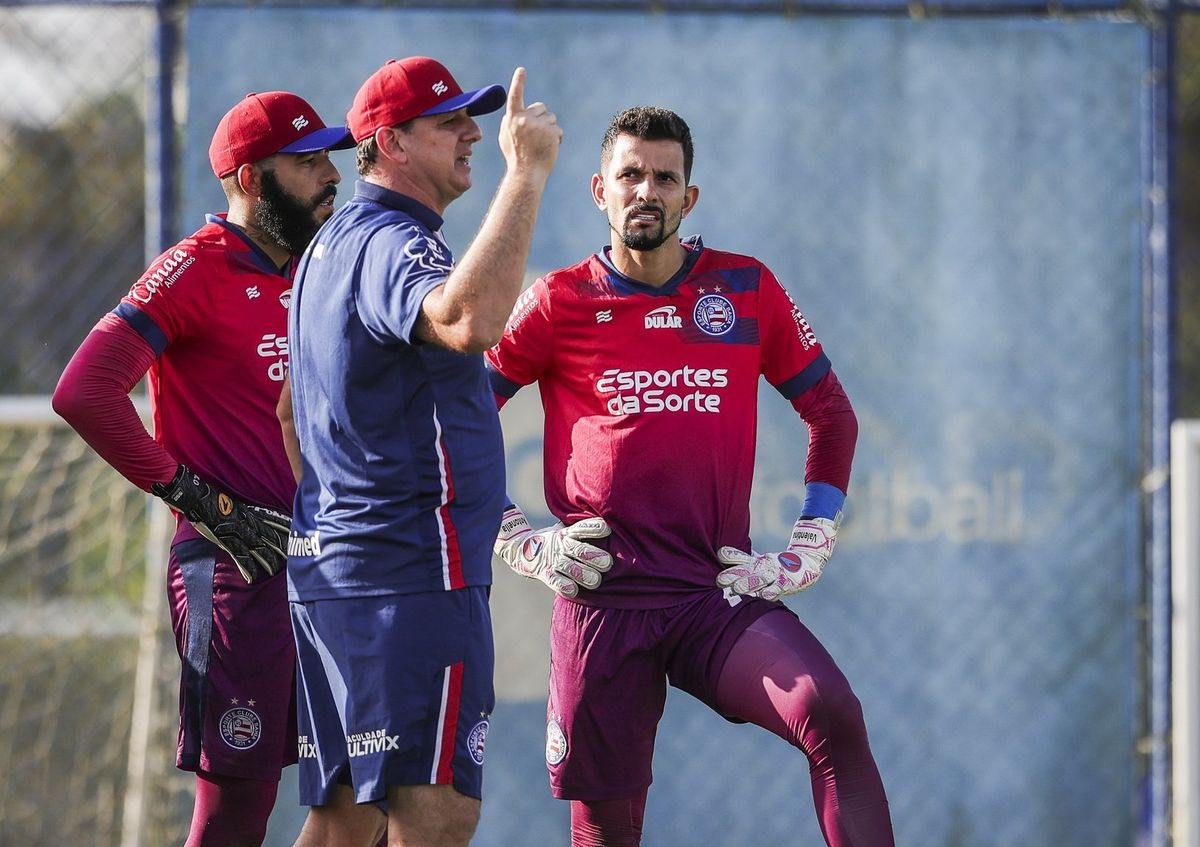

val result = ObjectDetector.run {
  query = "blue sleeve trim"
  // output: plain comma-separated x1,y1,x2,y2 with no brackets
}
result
113,302,168,356
775,351,831,400
486,364,522,399
801,481,845,521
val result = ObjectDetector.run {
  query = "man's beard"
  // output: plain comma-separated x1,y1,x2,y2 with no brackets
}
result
616,204,681,251
254,170,335,255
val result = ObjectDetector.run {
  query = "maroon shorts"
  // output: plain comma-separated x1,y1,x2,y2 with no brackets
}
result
545,589,782,800
167,538,298,782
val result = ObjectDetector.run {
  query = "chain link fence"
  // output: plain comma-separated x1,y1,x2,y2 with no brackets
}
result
0,4,149,395
0,2,1188,845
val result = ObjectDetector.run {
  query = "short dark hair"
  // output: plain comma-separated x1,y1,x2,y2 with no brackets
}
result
600,106,694,184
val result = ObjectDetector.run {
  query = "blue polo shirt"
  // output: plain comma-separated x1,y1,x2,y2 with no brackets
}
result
286,180,505,601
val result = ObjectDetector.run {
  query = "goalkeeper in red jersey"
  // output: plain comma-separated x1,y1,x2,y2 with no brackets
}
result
52,91,352,845
487,106,895,847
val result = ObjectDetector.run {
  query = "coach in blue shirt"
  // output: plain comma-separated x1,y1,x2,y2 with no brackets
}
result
279,56,562,846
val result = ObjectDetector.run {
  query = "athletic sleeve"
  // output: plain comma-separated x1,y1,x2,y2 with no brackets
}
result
758,266,831,396
756,266,857,495
790,368,858,495
52,311,179,492
357,225,452,345
484,276,555,402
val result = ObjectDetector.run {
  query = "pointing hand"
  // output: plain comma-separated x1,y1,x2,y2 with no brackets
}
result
498,67,562,179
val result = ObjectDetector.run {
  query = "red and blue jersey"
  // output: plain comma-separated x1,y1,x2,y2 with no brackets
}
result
486,236,840,608
120,214,297,543
285,181,505,601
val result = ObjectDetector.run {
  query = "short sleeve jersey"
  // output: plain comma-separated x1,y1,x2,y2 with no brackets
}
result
118,214,297,545
286,181,505,602
486,236,830,608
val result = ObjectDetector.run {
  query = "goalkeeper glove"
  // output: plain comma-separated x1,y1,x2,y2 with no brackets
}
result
715,515,840,601
494,505,613,598
151,464,291,584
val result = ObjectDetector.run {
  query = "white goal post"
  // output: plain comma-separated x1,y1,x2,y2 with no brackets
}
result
1173,419,1200,847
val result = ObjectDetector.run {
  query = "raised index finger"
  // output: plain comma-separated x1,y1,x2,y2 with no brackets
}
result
507,67,526,115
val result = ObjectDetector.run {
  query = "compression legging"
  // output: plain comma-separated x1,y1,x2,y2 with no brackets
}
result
712,610,895,846
568,610,894,847
569,792,647,847
185,769,278,847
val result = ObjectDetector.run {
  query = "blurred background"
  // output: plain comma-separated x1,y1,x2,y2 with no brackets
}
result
0,1,1193,845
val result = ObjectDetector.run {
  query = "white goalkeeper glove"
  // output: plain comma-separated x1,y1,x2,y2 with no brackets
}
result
494,505,613,598
715,515,840,601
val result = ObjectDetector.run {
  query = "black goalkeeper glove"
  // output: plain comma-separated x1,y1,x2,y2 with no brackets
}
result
151,464,291,583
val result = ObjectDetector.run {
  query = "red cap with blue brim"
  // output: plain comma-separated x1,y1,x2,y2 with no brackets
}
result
347,56,506,143
209,91,354,178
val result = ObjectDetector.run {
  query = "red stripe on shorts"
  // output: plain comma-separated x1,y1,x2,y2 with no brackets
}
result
435,661,464,784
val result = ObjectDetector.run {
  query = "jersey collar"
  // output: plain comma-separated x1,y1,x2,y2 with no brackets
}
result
597,235,705,296
205,213,295,276
353,180,444,232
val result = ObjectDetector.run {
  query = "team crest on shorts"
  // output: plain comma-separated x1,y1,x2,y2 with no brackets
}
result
545,718,568,766
468,719,490,765
693,294,736,336
220,707,262,750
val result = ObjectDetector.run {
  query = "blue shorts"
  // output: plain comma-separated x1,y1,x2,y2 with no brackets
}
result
290,587,495,805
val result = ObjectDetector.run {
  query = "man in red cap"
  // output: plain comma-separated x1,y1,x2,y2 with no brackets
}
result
53,91,352,845
277,57,561,846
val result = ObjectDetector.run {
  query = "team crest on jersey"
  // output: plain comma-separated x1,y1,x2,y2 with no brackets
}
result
693,294,736,336
468,719,490,765
279,288,292,309
546,718,568,765
220,707,262,750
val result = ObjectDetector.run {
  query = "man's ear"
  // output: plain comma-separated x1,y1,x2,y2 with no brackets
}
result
375,126,408,164
590,173,606,211
681,184,700,218
236,162,263,200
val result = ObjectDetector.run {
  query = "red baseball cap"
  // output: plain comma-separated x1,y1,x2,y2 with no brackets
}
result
347,56,506,143
208,91,354,178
